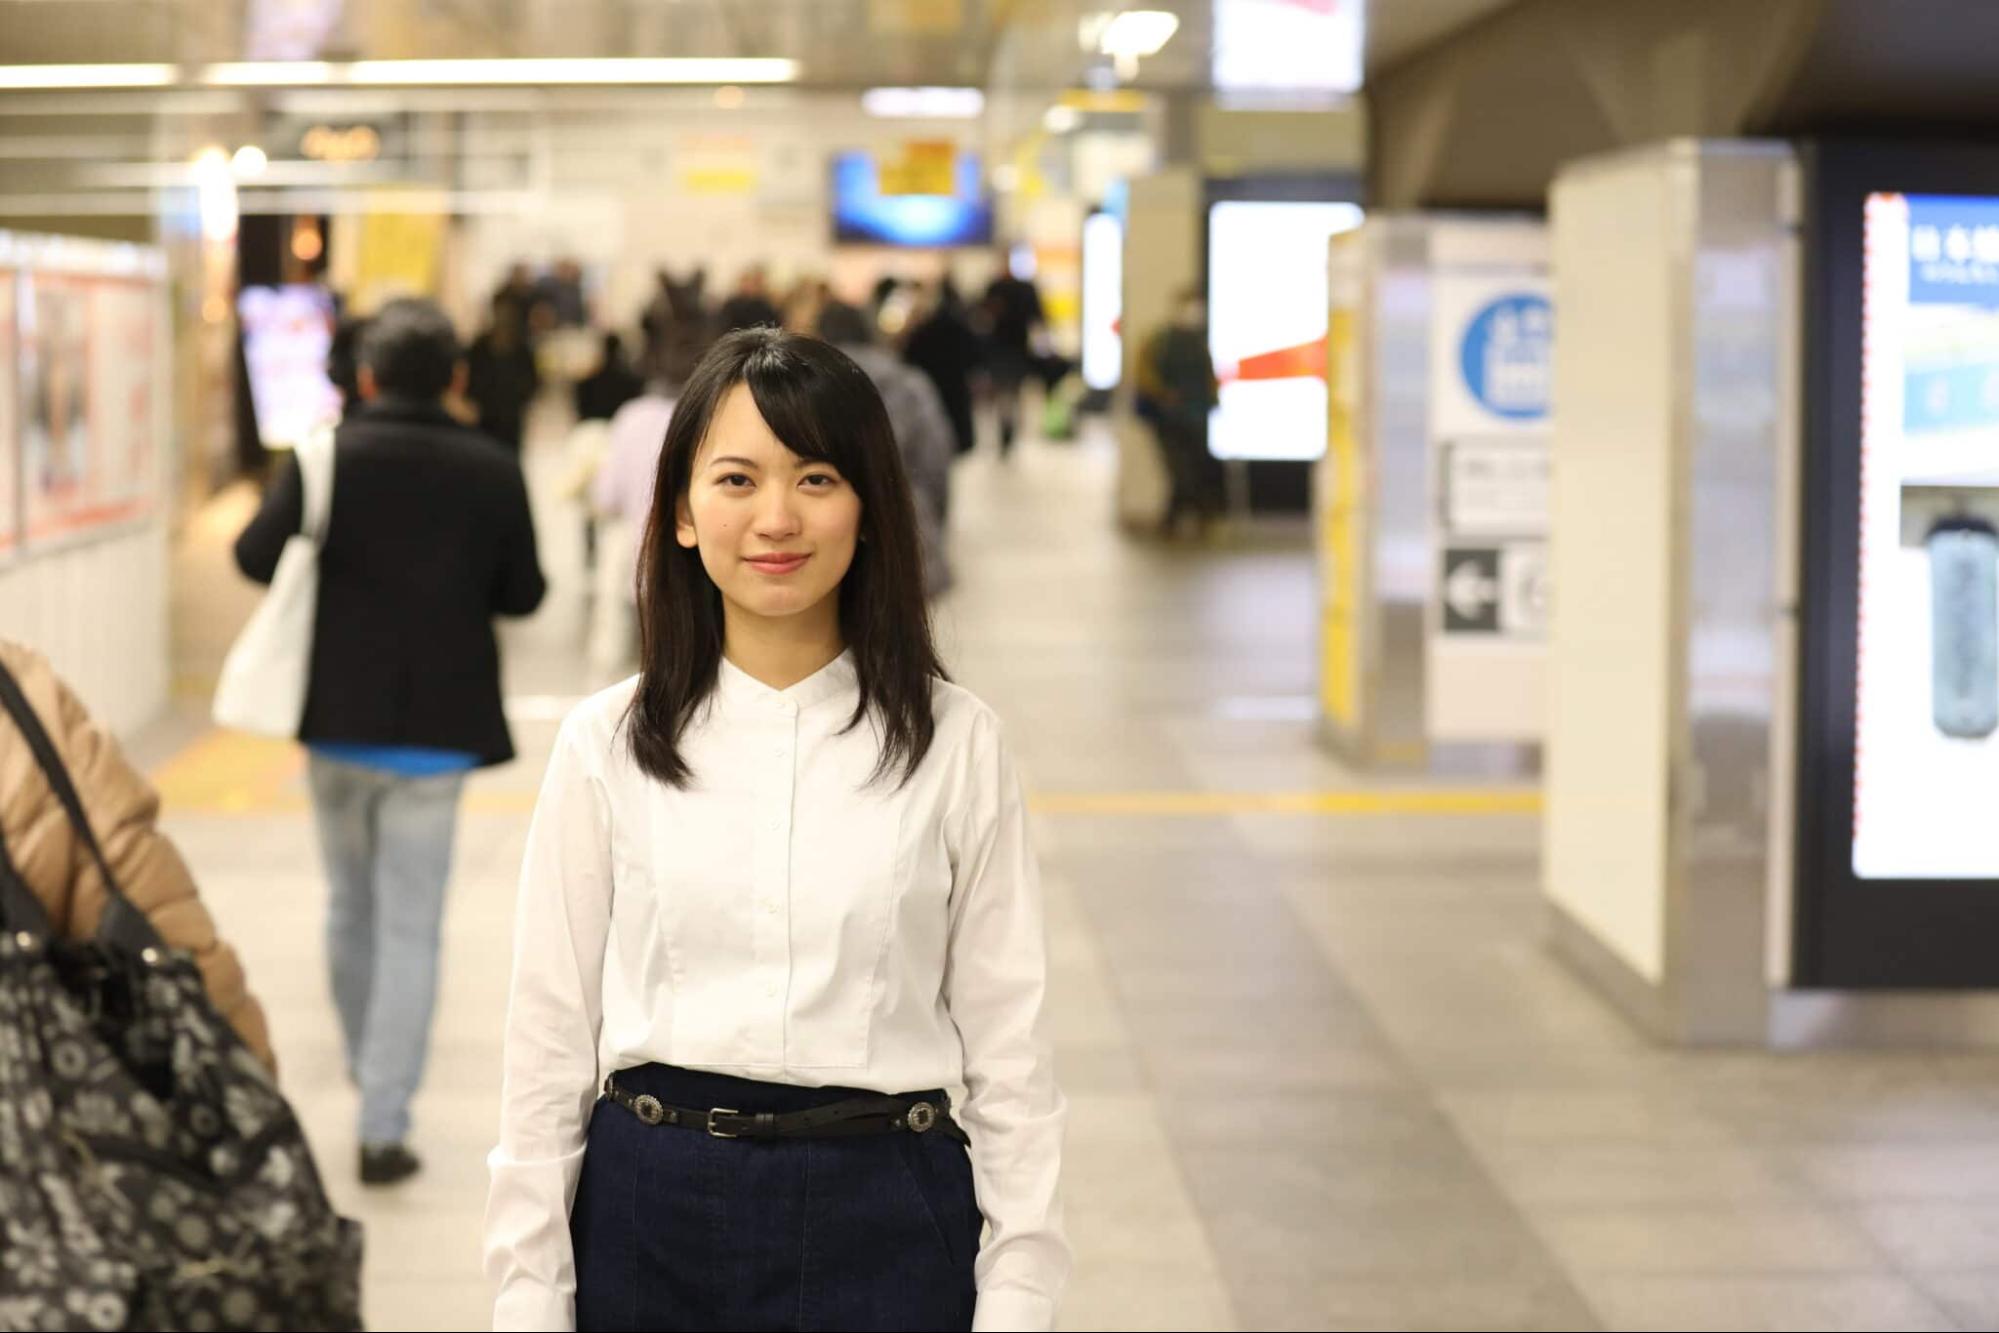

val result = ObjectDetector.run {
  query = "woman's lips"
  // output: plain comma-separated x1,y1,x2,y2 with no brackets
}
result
745,554,810,576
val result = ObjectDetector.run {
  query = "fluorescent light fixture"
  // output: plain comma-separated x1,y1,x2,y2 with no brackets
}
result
862,86,985,119
198,58,798,87
1099,10,1180,58
1213,0,1364,96
0,63,176,89
202,61,335,85
1043,104,1083,134
231,144,269,176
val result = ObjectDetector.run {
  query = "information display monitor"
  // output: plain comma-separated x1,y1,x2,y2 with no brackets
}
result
1796,142,1999,985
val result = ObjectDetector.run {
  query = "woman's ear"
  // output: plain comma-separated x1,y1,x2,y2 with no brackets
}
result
675,494,698,549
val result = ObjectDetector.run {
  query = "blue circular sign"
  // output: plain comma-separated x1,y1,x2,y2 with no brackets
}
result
1459,293,1553,421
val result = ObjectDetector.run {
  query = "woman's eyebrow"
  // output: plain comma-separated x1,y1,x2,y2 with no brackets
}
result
706,455,761,470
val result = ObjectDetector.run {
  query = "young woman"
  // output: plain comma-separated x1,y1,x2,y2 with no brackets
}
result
485,329,1068,1332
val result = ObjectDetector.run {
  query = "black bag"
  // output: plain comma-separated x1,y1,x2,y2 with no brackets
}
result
0,659,363,1331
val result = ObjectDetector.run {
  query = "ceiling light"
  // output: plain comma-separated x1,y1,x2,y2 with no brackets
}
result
197,58,799,87
1099,11,1180,58
0,63,177,90
231,144,269,176
1043,105,1082,135
862,86,984,119
202,61,334,86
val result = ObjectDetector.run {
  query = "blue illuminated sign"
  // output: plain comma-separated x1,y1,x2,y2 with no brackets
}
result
1459,293,1553,421
1906,195,1999,307
831,152,994,248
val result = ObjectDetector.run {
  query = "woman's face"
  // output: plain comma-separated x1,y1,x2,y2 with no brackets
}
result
676,383,862,627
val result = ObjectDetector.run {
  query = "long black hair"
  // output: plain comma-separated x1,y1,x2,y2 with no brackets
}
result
626,327,945,788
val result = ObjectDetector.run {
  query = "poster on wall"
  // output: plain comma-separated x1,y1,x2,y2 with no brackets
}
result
1424,256,1552,746
16,268,159,550
1850,192,1999,880
1206,198,1363,462
0,270,17,563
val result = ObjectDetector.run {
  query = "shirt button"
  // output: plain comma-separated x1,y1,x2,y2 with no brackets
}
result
766,984,779,998
765,901,778,915
772,745,785,758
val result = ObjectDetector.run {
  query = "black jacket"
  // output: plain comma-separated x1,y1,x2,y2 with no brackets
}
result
233,397,547,766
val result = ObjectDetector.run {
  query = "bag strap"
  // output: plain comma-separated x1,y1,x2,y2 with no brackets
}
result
0,656,163,952
297,423,336,546
0,807,58,940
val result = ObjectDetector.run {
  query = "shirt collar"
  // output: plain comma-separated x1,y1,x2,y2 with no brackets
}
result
715,649,858,714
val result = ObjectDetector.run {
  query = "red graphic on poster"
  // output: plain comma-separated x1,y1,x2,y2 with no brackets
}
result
1217,337,1329,385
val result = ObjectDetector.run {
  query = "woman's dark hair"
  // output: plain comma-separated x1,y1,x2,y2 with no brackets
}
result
626,327,945,789
358,297,460,398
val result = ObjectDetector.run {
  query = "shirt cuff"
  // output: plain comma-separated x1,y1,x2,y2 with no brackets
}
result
972,1285,1057,1332
492,1280,572,1332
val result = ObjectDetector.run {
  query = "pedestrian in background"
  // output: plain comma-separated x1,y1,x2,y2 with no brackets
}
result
234,297,547,1186
820,300,957,596
904,277,980,458
716,263,783,334
981,248,1047,457
587,324,701,669
467,292,542,457
1137,288,1224,540
572,331,644,425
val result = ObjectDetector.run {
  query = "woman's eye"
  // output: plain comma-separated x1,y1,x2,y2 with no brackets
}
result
802,473,839,489
719,474,753,489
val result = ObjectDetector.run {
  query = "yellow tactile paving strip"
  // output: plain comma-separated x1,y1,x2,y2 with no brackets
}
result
148,729,1542,819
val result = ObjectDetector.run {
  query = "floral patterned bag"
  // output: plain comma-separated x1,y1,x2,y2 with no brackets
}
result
0,659,362,1331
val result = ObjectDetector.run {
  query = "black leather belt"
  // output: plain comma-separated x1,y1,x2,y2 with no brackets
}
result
602,1072,969,1144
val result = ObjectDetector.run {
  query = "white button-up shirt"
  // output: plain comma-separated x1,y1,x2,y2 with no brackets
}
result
485,652,1068,1331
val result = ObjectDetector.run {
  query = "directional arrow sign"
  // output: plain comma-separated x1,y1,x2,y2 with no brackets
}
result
1442,548,1502,633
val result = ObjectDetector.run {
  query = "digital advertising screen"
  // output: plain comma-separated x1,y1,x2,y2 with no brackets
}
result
830,151,994,248
1850,194,1999,880
1794,144,1999,987
1205,198,1363,462
238,283,341,450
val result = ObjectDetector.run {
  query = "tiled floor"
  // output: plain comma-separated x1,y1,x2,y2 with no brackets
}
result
147,415,1999,1331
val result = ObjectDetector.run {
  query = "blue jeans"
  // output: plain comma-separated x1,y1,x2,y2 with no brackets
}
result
306,753,465,1145
572,1064,979,1332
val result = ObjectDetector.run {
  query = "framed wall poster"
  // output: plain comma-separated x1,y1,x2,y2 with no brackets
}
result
16,267,159,551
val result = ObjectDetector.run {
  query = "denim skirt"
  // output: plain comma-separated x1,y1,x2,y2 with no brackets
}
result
571,1063,980,1332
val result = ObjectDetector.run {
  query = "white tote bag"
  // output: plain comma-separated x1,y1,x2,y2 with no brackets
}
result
212,426,335,737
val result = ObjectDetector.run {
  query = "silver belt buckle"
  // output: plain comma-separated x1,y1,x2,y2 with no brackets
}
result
707,1107,741,1138
631,1094,665,1126
906,1101,937,1134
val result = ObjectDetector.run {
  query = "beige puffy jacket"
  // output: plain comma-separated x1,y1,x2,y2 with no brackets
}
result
0,641,275,1071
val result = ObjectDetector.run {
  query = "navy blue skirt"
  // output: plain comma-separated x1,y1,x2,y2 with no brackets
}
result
571,1063,980,1332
